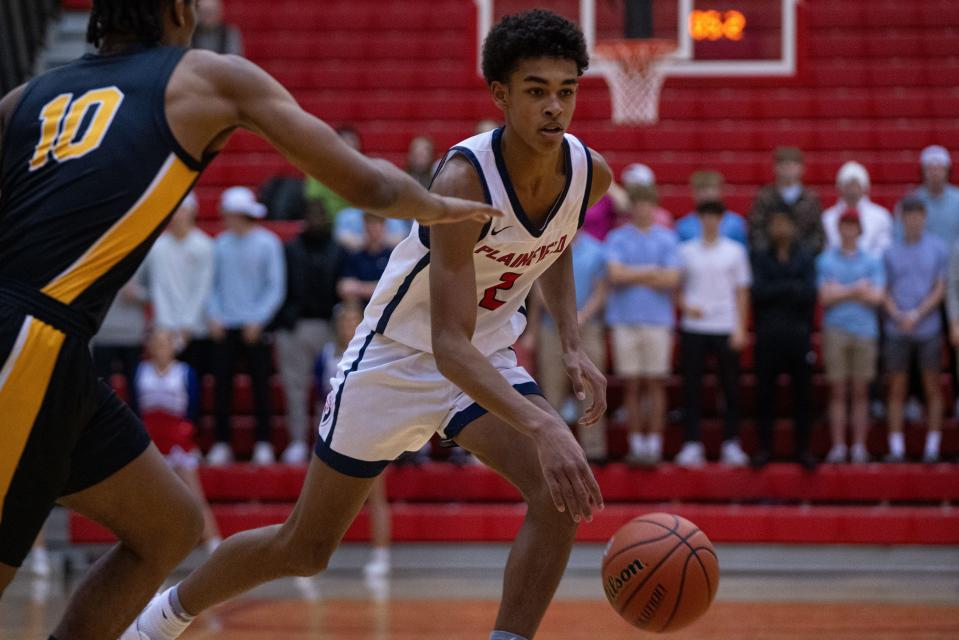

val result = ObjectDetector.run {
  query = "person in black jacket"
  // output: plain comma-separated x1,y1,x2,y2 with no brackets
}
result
275,199,345,463
750,207,818,469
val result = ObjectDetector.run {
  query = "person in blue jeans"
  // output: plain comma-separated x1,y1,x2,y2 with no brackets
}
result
817,210,886,464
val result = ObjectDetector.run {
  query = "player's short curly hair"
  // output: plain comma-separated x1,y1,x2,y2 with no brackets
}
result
481,9,589,85
87,0,181,47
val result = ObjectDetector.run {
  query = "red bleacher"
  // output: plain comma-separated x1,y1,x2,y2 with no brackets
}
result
70,463,959,545
63,0,959,547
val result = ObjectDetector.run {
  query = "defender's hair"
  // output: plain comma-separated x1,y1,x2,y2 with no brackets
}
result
481,9,589,85
87,0,179,47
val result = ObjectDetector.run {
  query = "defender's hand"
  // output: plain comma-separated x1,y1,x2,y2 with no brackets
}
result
563,350,608,426
535,421,604,523
418,195,503,226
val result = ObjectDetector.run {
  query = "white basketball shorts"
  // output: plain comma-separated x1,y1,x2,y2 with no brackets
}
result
314,329,542,477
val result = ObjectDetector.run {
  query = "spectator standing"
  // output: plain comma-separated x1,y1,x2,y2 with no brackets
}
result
911,146,959,246
817,210,886,464
822,161,893,256
406,135,436,189
145,192,215,374
338,213,394,305
91,265,149,416
274,200,344,464
605,184,680,466
675,200,752,467
882,198,946,463
191,0,244,56
530,231,609,462
206,187,286,465
136,330,221,553
750,208,818,469
749,146,823,254
675,171,748,245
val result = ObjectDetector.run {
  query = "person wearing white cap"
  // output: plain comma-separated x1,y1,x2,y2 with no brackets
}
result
206,186,286,466
821,161,893,256
618,163,674,228
911,145,959,246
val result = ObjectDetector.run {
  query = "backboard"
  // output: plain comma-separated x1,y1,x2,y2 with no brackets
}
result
474,0,799,78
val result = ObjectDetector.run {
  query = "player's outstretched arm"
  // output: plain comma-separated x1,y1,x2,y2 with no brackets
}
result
537,150,613,425
182,52,499,226
429,156,601,523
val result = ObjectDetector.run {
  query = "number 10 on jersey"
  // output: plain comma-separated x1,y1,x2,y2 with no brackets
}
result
29,87,124,172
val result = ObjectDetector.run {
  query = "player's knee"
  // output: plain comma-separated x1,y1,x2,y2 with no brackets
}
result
279,537,335,577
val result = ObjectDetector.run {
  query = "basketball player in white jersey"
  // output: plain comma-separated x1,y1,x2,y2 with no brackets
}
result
128,10,611,640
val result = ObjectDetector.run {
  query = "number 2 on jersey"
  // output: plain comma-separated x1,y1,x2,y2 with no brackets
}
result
480,272,522,311
29,87,124,172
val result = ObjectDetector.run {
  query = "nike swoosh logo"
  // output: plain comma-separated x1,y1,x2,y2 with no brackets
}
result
490,226,512,236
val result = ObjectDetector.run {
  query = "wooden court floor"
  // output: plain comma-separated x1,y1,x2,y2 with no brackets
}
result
4,576,958,639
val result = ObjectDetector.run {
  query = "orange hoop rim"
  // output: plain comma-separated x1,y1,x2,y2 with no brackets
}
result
593,38,677,74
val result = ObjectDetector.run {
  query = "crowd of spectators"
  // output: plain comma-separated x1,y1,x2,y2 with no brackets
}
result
93,134,958,473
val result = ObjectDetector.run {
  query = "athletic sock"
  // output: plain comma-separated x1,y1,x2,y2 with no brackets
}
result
924,431,941,458
628,433,645,456
137,585,194,639
490,632,529,640
888,432,906,457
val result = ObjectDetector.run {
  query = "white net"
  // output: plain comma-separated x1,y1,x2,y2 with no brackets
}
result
593,40,676,126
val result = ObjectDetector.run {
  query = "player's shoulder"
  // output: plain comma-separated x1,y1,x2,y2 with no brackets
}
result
585,146,612,205
430,151,487,203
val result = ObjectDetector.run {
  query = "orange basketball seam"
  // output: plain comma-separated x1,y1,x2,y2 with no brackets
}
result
689,545,718,601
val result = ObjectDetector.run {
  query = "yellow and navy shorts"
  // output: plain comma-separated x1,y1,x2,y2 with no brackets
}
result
0,282,150,567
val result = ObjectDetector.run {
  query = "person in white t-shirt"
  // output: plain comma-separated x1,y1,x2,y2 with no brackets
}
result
676,200,752,467
145,192,215,372
822,161,893,256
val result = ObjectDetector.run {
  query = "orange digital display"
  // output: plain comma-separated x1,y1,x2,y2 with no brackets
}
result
689,9,747,42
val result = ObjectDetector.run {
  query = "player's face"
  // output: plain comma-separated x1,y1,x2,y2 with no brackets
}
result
493,57,579,151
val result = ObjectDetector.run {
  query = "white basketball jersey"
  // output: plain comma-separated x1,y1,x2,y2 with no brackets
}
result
362,127,593,356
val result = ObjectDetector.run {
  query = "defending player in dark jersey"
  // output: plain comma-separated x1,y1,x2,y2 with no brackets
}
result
0,1,498,637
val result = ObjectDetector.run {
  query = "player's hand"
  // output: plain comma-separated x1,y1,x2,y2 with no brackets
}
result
418,195,504,226
563,349,607,427
535,420,604,523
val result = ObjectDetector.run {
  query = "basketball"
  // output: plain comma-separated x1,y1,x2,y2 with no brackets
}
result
602,513,719,632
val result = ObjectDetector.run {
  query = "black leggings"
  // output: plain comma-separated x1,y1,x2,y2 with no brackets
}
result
754,332,813,454
680,330,741,443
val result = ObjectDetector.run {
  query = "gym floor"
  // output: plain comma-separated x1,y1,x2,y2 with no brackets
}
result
3,543,958,639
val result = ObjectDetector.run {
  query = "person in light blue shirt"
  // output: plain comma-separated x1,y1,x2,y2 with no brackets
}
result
881,197,946,463
605,184,681,465
911,145,959,246
531,231,608,461
816,210,885,465
206,187,287,466
674,170,748,245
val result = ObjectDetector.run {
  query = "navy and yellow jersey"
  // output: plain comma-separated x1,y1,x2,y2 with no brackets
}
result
0,45,211,332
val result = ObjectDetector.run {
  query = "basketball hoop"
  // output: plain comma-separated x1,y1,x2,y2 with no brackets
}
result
593,38,676,126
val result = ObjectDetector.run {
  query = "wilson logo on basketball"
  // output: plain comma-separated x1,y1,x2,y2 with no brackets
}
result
637,583,668,625
603,558,646,601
